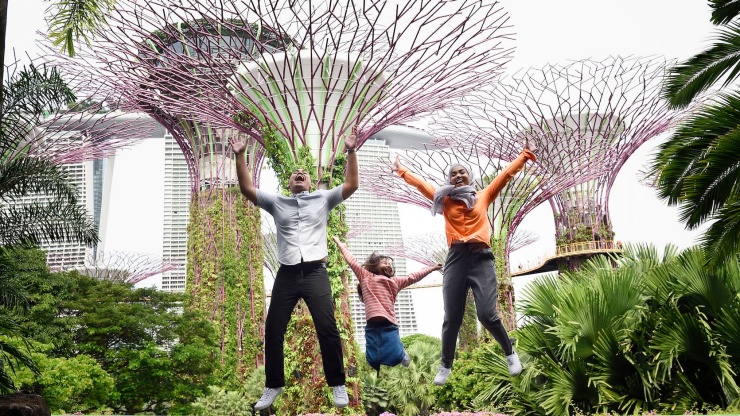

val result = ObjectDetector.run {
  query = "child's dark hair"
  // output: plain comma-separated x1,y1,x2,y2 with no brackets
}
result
356,252,395,303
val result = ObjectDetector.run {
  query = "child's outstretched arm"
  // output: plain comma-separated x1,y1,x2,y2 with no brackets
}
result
394,263,443,290
331,236,369,282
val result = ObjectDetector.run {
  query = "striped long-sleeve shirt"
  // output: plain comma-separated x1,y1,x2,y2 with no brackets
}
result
336,243,439,325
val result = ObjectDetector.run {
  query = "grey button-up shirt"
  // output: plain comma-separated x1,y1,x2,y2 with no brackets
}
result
255,185,345,266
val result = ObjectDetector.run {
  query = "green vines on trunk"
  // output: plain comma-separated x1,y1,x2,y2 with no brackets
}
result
186,188,265,388
262,128,363,413
491,235,516,332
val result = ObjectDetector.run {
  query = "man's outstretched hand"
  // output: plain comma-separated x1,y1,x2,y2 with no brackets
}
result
344,125,358,151
230,137,247,155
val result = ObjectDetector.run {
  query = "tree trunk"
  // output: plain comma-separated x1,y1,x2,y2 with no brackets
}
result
186,187,265,386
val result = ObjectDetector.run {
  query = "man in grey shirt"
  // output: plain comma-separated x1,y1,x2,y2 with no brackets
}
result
230,131,358,411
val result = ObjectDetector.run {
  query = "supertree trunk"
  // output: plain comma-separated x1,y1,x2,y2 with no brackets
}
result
186,187,265,384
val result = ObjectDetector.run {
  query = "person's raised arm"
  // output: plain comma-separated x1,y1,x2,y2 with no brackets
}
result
230,137,258,204
342,127,359,200
331,236,367,282
482,140,538,202
394,263,443,290
391,155,436,201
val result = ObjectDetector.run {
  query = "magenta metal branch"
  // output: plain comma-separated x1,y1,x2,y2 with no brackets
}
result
383,233,448,268
79,251,178,285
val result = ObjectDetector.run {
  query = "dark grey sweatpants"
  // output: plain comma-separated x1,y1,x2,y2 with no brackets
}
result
441,242,512,368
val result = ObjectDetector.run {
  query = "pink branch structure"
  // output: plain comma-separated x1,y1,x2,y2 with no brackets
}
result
4,60,155,166
79,251,178,285
262,221,279,279
346,219,373,241
443,57,694,255
61,0,515,186
509,229,539,253
383,232,448,268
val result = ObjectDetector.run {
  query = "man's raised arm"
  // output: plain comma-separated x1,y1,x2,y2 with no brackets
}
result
342,127,359,200
230,137,258,204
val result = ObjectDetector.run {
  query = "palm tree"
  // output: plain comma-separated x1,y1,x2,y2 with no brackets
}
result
475,244,740,415
384,340,440,416
1,0,116,86
0,60,98,393
653,1,740,266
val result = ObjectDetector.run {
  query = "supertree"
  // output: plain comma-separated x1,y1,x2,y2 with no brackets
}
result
80,251,178,285
45,5,279,385
50,0,514,409
443,57,695,271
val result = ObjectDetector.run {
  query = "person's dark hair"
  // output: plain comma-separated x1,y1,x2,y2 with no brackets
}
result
357,252,395,303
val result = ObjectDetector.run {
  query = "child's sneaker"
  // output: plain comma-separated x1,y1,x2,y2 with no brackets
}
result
401,350,411,367
433,366,451,385
332,385,349,408
254,387,283,410
506,351,522,376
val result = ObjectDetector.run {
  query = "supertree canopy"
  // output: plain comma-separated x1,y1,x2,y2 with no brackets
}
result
80,251,178,285
50,0,515,409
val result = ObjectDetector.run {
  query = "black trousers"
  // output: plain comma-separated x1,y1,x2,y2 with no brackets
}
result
441,242,512,368
264,261,346,388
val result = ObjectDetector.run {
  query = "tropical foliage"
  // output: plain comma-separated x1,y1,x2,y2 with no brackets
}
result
0,63,101,394
474,244,740,415
653,0,740,266
6,250,220,414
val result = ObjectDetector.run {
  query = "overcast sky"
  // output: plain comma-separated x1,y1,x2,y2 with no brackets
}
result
5,0,717,336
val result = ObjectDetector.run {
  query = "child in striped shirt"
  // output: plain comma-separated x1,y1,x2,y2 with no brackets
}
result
332,236,442,374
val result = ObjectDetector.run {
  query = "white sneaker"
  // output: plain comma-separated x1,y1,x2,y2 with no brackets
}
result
433,366,451,385
506,351,522,376
332,385,349,408
401,350,411,367
254,387,283,410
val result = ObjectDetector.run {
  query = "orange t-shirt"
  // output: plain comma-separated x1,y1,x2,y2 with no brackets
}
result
397,149,536,247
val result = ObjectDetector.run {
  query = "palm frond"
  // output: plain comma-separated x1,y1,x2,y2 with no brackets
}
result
700,195,740,266
714,299,740,362
1,64,75,154
680,129,740,228
710,0,740,25
651,92,740,206
0,157,79,203
662,22,740,107
517,273,559,326
667,248,738,316
0,199,99,247
46,0,118,57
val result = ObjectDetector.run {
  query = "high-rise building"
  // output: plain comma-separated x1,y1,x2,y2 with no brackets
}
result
161,134,191,292
15,131,115,271
344,129,432,350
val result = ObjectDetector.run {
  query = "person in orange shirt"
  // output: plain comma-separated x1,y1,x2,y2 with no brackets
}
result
391,141,537,385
